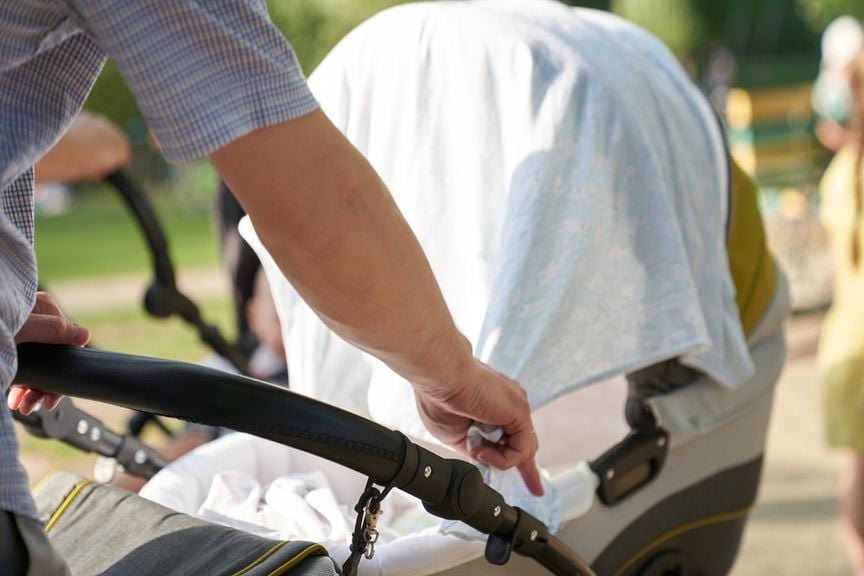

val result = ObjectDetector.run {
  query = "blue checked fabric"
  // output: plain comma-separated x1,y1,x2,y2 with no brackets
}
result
0,0,318,519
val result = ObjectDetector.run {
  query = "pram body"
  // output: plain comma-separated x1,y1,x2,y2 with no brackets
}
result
22,264,786,575
132,263,786,576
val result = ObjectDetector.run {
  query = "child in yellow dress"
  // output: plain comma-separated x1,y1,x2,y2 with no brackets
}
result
819,47,864,573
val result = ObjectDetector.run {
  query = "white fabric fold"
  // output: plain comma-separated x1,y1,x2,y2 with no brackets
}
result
440,424,563,538
196,470,353,543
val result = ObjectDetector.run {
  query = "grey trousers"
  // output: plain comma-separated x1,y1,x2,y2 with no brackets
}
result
0,510,70,576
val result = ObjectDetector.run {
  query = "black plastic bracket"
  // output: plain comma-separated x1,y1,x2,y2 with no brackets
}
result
485,507,548,566
590,427,670,506
12,396,166,479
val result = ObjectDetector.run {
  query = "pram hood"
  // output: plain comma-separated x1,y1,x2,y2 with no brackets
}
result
242,0,754,444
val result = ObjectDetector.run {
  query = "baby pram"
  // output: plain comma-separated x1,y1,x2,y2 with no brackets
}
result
16,151,788,576
16,156,789,576
13,151,789,574
20,2,790,571
18,260,785,575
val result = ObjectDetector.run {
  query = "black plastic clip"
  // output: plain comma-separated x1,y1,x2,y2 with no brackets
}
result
485,508,548,566
343,471,401,576
590,427,670,506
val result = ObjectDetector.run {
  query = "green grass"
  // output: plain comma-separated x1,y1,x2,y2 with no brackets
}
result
74,297,235,362
35,169,220,282
18,297,234,483
23,164,238,480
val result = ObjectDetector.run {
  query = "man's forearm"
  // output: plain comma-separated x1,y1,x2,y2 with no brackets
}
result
210,110,472,392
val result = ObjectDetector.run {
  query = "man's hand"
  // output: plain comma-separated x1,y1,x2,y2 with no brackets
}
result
7,292,90,415
415,359,543,497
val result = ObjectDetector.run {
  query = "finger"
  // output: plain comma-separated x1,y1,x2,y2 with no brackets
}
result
471,443,521,469
7,385,27,410
516,458,545,497
472,443,545,497
471,424,534,469
14,314,90,346
16,389,47,415
31,292,63,316
42,393,63,411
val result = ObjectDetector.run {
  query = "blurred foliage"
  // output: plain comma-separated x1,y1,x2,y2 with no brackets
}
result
610,0,819,60
36,182,218,281
82,0,857,125
591,0,823,86
84,0,412,128
796,0,864,31
82,61,139,130
612,0,704,57
267,0,415,73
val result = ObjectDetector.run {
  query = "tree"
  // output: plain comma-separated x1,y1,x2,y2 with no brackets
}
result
612,0,704,56
85,1,412,128
796,0,864,32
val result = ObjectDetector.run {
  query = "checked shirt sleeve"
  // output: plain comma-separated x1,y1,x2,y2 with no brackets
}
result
68,0,319,162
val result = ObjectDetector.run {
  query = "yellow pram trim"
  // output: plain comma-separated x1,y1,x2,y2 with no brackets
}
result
727,158,776,336
45,478,92,532
231,541,329,576
611,506,752,576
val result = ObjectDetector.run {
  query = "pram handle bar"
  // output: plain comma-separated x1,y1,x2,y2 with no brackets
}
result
16,343,595,576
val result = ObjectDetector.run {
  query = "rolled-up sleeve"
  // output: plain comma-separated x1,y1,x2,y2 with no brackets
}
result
68,0,319,161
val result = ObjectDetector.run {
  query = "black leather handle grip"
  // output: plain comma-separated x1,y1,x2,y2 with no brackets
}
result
16,343,405,483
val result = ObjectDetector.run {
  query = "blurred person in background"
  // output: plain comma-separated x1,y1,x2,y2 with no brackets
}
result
818,46,864,574
33,111,130,216
813,16,864,153
34,111,131,186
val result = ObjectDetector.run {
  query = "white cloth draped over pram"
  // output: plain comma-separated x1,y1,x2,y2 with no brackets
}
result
240,0,752,436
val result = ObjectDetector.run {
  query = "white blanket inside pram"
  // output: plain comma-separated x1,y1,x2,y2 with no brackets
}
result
241,0,752,433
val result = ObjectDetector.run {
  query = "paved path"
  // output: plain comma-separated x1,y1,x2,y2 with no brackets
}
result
733,312,850,575
46,266,227,315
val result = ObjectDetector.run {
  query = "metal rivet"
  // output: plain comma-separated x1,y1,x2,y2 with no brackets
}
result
493,506,502,517
606,469,615,480
657,436,666,448
90,427,101,442
77,420,89,435
530,530,539,541
423,466,433,479
134,450,147,465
